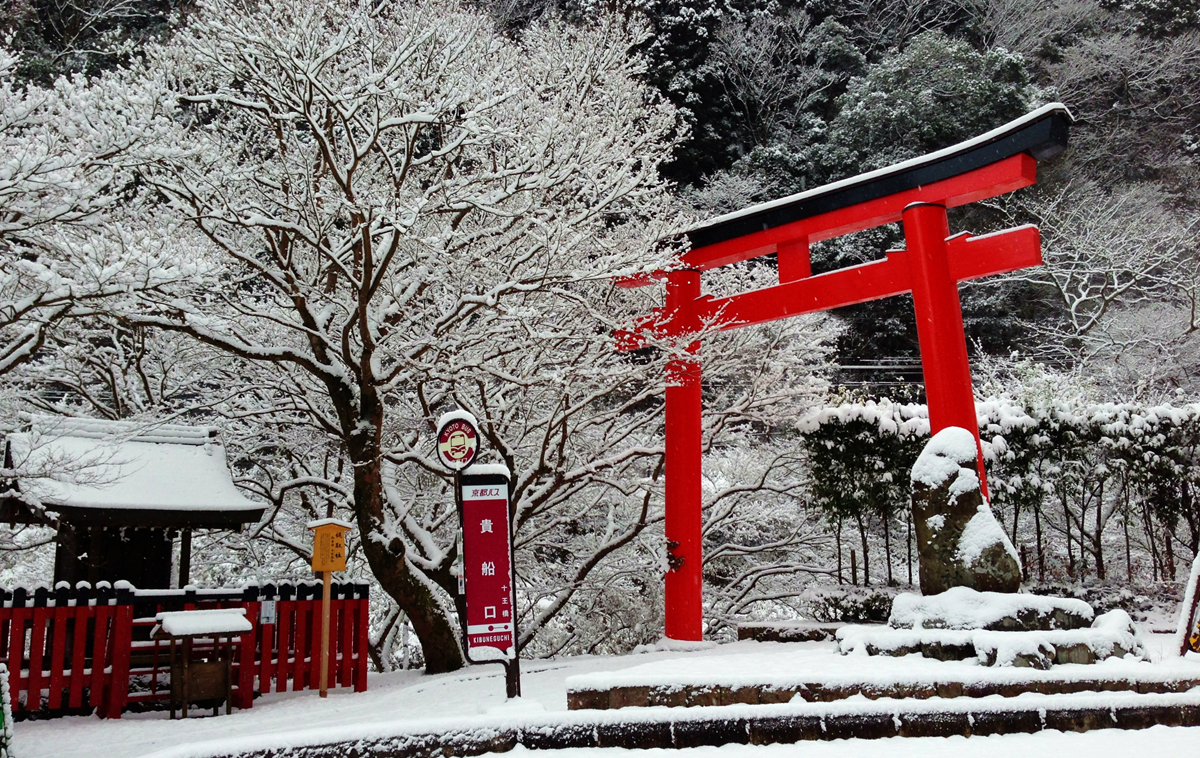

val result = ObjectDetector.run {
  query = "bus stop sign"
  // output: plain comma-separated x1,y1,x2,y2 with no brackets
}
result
460,473,515,659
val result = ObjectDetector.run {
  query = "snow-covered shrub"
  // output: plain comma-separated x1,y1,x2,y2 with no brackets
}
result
799,392,1200,591
800,584,897,623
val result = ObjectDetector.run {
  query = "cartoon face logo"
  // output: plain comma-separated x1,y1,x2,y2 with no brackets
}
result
437,419,478,469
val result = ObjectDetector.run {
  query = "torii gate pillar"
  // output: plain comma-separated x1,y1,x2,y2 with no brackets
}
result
904,203,989,492
664,270,703,640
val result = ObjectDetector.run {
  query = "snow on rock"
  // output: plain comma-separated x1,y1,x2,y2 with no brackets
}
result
838,609,1144,667
957,505,1020,567
911,428,1021,595
889,587,1094,631
151,608,251,638
911,427,978,488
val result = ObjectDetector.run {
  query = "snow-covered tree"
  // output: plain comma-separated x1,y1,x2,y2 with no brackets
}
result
122,0,691,672
0,46,190,377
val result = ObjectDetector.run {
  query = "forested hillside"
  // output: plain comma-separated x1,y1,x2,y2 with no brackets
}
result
1,0,1198,672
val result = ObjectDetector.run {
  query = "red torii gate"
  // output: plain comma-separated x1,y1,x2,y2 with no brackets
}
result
617,104,1072,641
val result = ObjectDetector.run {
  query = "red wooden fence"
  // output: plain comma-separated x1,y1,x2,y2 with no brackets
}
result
0,581,369,719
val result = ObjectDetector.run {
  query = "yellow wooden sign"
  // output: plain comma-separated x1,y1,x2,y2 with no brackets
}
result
308,518,352,573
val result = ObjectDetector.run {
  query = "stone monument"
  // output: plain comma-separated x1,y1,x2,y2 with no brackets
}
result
910,426,1022,595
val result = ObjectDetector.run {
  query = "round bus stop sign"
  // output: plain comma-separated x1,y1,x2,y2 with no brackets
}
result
437,412,480,471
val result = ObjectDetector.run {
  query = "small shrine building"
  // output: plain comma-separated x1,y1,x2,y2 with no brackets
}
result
1,416,265,589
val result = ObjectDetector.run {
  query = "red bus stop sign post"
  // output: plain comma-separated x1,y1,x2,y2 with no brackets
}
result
459,467,521,698
436,409,521,698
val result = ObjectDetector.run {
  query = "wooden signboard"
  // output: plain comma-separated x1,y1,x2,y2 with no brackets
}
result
307,518,353,697
311,522,349,572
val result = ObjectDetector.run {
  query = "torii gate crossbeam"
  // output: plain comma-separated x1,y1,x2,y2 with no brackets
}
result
617,104,1072,641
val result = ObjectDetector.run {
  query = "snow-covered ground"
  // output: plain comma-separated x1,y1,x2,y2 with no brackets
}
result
17,638,1200,758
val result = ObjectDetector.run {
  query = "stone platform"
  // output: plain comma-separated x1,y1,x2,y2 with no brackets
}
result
223,690,1200,758
565,642,1200,711
737,621,844,643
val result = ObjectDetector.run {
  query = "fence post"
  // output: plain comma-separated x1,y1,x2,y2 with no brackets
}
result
47,584,70,710
338,584,352,688
258,583,276,695
6,589,25,716
28,587,49,714
355,583,368,693
89,584,111,710
237,586,259,709
68,583,90,709
103,585,135,719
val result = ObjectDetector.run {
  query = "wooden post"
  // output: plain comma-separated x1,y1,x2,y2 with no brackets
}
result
179,529,192,588
308,518,351,699
319,570,331,698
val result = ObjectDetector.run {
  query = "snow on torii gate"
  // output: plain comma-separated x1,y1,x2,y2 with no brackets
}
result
616,104,1073,641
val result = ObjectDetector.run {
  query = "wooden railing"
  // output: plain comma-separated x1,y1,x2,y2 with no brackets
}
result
0,582,369,719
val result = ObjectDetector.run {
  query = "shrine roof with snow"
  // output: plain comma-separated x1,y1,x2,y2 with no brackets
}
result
2,415,265,528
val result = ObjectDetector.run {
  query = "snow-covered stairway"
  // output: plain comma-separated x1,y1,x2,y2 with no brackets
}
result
566,665,1200,710
203,689,1200,758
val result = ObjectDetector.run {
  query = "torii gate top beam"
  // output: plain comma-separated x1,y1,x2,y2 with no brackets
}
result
618,103,1071,284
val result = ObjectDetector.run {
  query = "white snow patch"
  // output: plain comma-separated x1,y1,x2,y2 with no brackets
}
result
14,639,1200,758
956,505,1020,567
911,427,978,488
7,417,263,514
632,637,719,654
482,697,546,716
151,608,251,638
437,409,479,430
463,463,511,478
889,588,1093,630
306,517,354,530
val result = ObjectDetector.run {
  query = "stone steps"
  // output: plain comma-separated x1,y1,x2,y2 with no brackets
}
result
567,672,1200,710
737,621,845,643
226,691,1200,757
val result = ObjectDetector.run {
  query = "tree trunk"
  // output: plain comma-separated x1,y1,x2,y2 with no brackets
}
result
836,520,843,585
1183,481,1199,557
1063,494,1075,578
856,513,870,587
883,513,894,586
1092,482,1106,581
1124,494,1133,583
1144,503,1161,582
906,509,913,586
1165,524,1177,581
348,402,465,674
1034,505,1044,583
